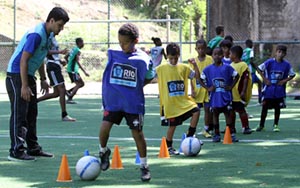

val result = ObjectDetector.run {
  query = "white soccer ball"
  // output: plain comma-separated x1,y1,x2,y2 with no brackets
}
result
181,137,202,156
76,156,101,181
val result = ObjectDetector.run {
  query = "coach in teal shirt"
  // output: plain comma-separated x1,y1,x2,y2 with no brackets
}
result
5,7,69,161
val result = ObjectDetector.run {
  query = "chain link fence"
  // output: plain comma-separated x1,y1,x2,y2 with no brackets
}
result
1,0,300,80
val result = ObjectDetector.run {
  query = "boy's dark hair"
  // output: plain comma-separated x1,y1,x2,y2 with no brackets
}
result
230,45,243,59
216,25,224,35
224,35,233,43
213,47,223,56
75,37,83,45
219,39,233,49
46,7,69,23
276,44,287,53
166,43,180,56
196,39,207,47
245,39,253,48
118,23,139,41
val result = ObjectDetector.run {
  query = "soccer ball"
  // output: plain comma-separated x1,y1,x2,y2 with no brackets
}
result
181,137,202,156
75,156,101,181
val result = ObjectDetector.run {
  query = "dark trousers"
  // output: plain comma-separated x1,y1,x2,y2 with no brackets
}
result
6,73,40,154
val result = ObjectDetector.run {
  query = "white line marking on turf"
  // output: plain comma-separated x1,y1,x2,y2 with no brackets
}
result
0,135,299,143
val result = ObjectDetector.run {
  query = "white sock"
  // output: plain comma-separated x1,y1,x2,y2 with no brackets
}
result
204,125,209,131
99,144,107,153
140,157,147,167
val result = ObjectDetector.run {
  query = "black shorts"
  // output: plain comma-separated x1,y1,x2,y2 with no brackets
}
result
46,63,64,87
197,102,210,109
68,72,81,83
232,101,245,111
102,110,144,130
263,98,286,109
161,107,199,126
211,105,232,114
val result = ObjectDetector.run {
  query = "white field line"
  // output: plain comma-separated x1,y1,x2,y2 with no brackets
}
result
0,135,299,143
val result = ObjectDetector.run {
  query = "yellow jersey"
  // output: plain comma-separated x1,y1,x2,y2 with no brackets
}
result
231,61,252,105
190,55,213,103
156,63,198,118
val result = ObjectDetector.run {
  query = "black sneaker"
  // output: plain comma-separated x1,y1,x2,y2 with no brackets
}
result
8,152,36,161
27,148,54,158
140,165,151,182
99,148,111,171
168,147,179,155
243,127,253,134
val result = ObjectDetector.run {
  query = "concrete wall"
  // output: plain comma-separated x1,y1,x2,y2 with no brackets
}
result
207,0,300,67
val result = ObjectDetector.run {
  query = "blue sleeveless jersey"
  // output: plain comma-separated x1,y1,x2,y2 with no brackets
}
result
102,48,154,114
7,23,52,76
150,46,164,68
202,63,237,108
258,58,295,99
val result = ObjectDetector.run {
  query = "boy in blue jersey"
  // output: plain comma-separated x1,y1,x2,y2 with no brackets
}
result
220,39,233,65
254,45,295,132
5,7,69,161
199,47,239,142
98,23,154,182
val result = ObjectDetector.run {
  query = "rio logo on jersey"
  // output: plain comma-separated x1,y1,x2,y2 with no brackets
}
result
168,80,185,96
110,63,137,87
213,78,226,92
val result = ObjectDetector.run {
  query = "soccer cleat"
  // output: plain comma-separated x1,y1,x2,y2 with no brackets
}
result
8,152,36,161
273,125,280,132
253,125,264,132
212,134,221,142
99,148,111,171
242,127,253,134
140,165,151,182
231,134,239,142
168,147,179,155
62,115,76,122
197,129,212,138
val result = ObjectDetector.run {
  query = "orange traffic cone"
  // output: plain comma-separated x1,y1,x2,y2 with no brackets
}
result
110,145,123,169
158,137,170,158
56,154,72,182
223,126,233,144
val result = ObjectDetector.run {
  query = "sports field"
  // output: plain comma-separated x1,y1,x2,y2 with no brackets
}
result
0,94,299,188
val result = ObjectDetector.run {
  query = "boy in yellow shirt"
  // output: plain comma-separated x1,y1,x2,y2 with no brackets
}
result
190,39,214,138
156,43,200,155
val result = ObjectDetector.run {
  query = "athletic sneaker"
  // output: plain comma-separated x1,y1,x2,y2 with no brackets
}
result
67,99,77,104
62,115,76,122
140,165,151,182
242,127,253,134
197,129,212,138
99,148,111,171
273,124,280,132
168,147,179,155
212,134,221,142
253,125,265,132
231,134,239,142
8,152,36,161
27,149,54,158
